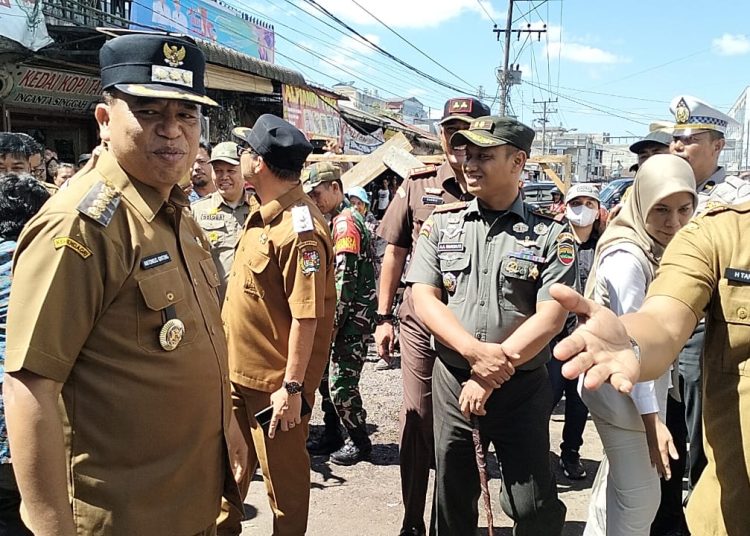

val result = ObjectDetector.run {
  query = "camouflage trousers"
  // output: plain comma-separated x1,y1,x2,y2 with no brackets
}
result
318,333,368,432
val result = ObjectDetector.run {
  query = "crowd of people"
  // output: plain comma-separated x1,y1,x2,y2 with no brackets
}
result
0,32,749,536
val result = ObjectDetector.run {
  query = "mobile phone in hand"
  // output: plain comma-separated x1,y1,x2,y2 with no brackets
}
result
254,396,312,435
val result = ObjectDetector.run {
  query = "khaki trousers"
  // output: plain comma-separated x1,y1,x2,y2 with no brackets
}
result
217,384,312,536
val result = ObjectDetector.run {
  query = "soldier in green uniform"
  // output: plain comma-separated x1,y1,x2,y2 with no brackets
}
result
304,163,377,465
407,116,573,535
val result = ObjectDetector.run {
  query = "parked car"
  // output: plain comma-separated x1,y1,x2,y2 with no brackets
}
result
599,178,634,210
522,182,558,208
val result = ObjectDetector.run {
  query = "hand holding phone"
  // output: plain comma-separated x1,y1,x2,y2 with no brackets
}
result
255,395,312,437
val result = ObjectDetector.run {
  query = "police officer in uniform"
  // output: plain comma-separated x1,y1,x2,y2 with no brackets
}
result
191,141,249,301
408,116,572,535
375,97,490,536
218,115,336,536
304,162,377,465
3,34,240,536
551,195,750,536
667,95,750,503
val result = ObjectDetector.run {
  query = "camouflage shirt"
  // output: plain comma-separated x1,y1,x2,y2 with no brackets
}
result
331,200,377,335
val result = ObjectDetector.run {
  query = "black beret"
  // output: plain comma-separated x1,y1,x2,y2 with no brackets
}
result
233,115,313,172
100,34,217,106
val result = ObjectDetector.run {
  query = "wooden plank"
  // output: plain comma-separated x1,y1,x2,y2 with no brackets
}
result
539,163,567,192
341,132,412,190
382,146,424,179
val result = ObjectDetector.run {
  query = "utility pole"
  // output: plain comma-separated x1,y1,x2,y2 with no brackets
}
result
533,98,557,155
493,1,547,116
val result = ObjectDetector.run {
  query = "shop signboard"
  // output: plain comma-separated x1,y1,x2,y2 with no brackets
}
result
282,85,342,144
130,0,275,62
343,123,384,155
0,64,102,113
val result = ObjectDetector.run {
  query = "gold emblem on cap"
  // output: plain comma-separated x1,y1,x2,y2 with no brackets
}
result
159,318,185,351
471,120,494,131
675,98,690,124
163,43,186,68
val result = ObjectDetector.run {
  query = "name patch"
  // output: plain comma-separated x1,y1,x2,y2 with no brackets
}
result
141,252,172,270
53,237,92,259
438,242,465,253
725,267,750,284
422,195,444,206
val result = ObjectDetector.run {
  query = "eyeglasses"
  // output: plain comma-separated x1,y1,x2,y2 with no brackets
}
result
236,144,255,158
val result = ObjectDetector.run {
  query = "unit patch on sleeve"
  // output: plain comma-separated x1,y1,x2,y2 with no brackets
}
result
300,249,321,275
53,236,92,259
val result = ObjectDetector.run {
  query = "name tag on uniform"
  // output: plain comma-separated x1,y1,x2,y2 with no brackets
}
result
422,195,444,206
438,242,464,253
141,251,172,269
725,267,750,284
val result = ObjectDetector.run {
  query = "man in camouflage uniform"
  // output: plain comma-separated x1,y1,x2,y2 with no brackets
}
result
304,163,377,465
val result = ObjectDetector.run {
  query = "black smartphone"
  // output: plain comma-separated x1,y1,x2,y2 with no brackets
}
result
254,396,312,435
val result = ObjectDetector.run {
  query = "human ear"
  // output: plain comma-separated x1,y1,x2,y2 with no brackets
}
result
95,103,112,142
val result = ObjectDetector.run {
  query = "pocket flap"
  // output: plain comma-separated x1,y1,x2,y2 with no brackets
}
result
439,254,470,272
718,281,750,324
501,257,537,280
196,217,225,230
138,268,185,311
248,252,270,274
200,257,221,288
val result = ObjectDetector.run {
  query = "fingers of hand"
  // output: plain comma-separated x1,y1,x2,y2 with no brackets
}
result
549,283,593,316
554,330,588,365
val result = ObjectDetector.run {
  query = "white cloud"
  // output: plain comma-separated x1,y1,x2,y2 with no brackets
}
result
303,0,501,29
542,24,625,64
406,88,427,97
712,33,750,56
318,34,379,75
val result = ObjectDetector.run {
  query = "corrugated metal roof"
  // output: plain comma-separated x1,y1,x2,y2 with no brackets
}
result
197,41,305,87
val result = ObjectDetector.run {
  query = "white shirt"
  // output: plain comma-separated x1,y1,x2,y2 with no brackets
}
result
377,188,390,210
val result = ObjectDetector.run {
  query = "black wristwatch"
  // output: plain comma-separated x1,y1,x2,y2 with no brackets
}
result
283,380,304,395
375,313,395,325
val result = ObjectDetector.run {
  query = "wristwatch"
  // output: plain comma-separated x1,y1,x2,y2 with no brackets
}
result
375,313,395,325
283,380,304,395
628,336,641,363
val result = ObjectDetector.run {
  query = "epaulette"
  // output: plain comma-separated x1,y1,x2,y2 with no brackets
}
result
41,182,59,196
701,200,730,215
407,164,438,180
433,201,468,214
77,180,122,227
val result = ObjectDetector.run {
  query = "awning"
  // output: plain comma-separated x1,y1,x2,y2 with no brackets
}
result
197,41,305,87
205,63,274,95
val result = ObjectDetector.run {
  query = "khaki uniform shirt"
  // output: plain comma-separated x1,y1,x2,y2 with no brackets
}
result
223,184,336,393
647,201,750,536
406,195,577,371
5,150,236,535
191,191,250,301
377,162,471,324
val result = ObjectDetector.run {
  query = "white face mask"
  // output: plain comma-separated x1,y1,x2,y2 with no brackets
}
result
566,204,598,227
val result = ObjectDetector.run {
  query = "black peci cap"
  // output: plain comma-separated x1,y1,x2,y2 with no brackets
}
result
233,114,313,172
100,34,217,106
450,116,535,155
439,97,492,125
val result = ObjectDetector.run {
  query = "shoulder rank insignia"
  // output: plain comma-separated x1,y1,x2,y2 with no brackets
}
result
433,201,468,214
703,201,728,214
77,181,121,227
408,164,438,180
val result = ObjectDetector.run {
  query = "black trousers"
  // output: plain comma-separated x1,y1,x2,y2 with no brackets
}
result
0,464,32,536
547,357,588,457
431,360,566,536
679,324,707,495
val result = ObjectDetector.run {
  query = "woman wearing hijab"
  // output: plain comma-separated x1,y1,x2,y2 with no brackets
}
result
581,154,698,536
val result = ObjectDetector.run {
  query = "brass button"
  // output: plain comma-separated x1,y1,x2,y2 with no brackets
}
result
166,291,175,301
738,307,748,320
165,205,175,214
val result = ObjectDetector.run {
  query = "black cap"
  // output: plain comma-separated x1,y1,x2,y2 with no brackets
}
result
450,116,535,155
233,114,313,172
439,97,492,125
77,153,92,165
100,34,217,107
629,130,672,154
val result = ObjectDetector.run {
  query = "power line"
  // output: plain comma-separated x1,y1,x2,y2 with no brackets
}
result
349,0,477,89
474,0,499,26
513,0,548,23
300,0,481,97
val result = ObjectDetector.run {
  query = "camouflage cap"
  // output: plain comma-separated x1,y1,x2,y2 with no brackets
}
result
450,116,535,154
302,162,341,193
209,141,239,165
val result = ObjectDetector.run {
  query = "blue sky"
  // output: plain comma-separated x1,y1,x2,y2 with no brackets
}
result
236,0,750,137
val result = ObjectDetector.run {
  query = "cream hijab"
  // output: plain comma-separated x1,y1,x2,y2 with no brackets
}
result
585,154,698,300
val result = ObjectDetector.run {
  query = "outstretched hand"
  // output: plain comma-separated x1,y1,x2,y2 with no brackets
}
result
549,284,640,393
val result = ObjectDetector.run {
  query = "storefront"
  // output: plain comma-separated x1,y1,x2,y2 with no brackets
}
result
0,62,101,163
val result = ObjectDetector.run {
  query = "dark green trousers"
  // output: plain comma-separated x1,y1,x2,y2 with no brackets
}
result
431,359,566,536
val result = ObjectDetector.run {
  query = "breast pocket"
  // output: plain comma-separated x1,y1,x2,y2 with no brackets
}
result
200,219,229,246
439,254,470,303
137,268,196,352
715,281,750,376
200,257,222,305
499,257,538,315
243,251,270,299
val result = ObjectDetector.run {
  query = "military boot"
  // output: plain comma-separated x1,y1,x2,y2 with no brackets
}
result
329,428,372,466
306,412,344,455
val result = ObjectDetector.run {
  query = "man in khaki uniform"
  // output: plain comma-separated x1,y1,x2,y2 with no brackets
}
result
2,34,239,536
191,141,250,300
218,114,336,536
552,198,750,536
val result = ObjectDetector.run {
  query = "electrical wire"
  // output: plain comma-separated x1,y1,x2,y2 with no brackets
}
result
474,0,499,26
